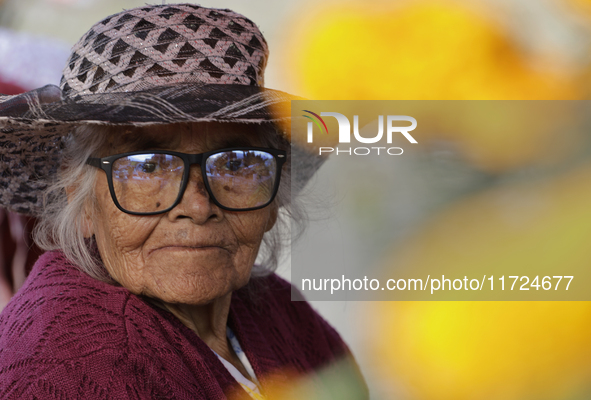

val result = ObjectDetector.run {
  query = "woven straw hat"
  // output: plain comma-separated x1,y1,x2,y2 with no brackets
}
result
0,4,297,216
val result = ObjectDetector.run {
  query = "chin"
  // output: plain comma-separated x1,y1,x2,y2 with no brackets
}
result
144,269,252,305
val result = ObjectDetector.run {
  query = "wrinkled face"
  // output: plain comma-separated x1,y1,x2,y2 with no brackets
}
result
87,123,277,305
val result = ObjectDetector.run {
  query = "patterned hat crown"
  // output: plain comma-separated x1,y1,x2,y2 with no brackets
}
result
0,4,304,217
61,4,269,97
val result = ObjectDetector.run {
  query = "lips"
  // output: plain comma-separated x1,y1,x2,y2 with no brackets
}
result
153,245,228,253
146,235,236,256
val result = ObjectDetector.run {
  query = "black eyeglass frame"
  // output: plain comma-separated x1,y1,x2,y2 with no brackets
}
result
86,147,287,216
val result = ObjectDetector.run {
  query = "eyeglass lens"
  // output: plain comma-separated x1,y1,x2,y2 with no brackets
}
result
206,150,277,210
111,150,277,213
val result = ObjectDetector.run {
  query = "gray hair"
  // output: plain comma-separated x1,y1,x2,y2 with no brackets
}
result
33,122,305,282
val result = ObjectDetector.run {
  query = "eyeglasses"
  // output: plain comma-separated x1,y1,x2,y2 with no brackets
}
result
86,147,287,215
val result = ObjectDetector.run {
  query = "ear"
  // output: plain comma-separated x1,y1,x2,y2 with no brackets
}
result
66,185,94,238
265,203,279,232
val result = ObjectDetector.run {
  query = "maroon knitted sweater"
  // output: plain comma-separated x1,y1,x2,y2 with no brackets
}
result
0,251,367,399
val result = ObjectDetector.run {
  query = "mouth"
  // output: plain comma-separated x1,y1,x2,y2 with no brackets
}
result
150,245,230,255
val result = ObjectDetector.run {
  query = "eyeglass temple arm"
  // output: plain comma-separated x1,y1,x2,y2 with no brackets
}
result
86,158,102,168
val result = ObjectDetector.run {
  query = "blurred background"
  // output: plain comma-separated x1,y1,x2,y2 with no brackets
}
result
2,0,591,399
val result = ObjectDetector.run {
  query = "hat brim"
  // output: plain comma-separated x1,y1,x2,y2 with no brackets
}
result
0,83,299,216
0,83,298,124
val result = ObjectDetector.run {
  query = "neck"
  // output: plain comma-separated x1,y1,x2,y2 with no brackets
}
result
159,293,232,352
155,293,253,379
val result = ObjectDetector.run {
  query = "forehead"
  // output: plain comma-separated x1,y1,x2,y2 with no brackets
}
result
106,122,263,154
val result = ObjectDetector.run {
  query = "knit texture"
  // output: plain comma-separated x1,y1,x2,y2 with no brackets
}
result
0,251,360,399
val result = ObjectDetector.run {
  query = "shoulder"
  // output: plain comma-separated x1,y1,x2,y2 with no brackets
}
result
0,250,132,333
234,273,349,364
231,274,369,397
240,274,369,397
237,272,315,318
0,251,175,398
243,271,311,303
245,272,326,319
0,251,132,347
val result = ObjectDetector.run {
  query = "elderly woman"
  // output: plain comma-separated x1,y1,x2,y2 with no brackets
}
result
0,4,367,399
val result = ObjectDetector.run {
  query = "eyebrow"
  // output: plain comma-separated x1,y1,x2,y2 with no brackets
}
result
109,126,264,155
136,137,176,150
215,136,259,148
116,133,181,152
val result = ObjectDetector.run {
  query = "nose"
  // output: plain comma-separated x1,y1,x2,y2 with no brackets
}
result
166,164,221,224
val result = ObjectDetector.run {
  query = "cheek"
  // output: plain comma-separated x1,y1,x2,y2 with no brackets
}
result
94,175,152,241
228,210,273,262
91,177,159,282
